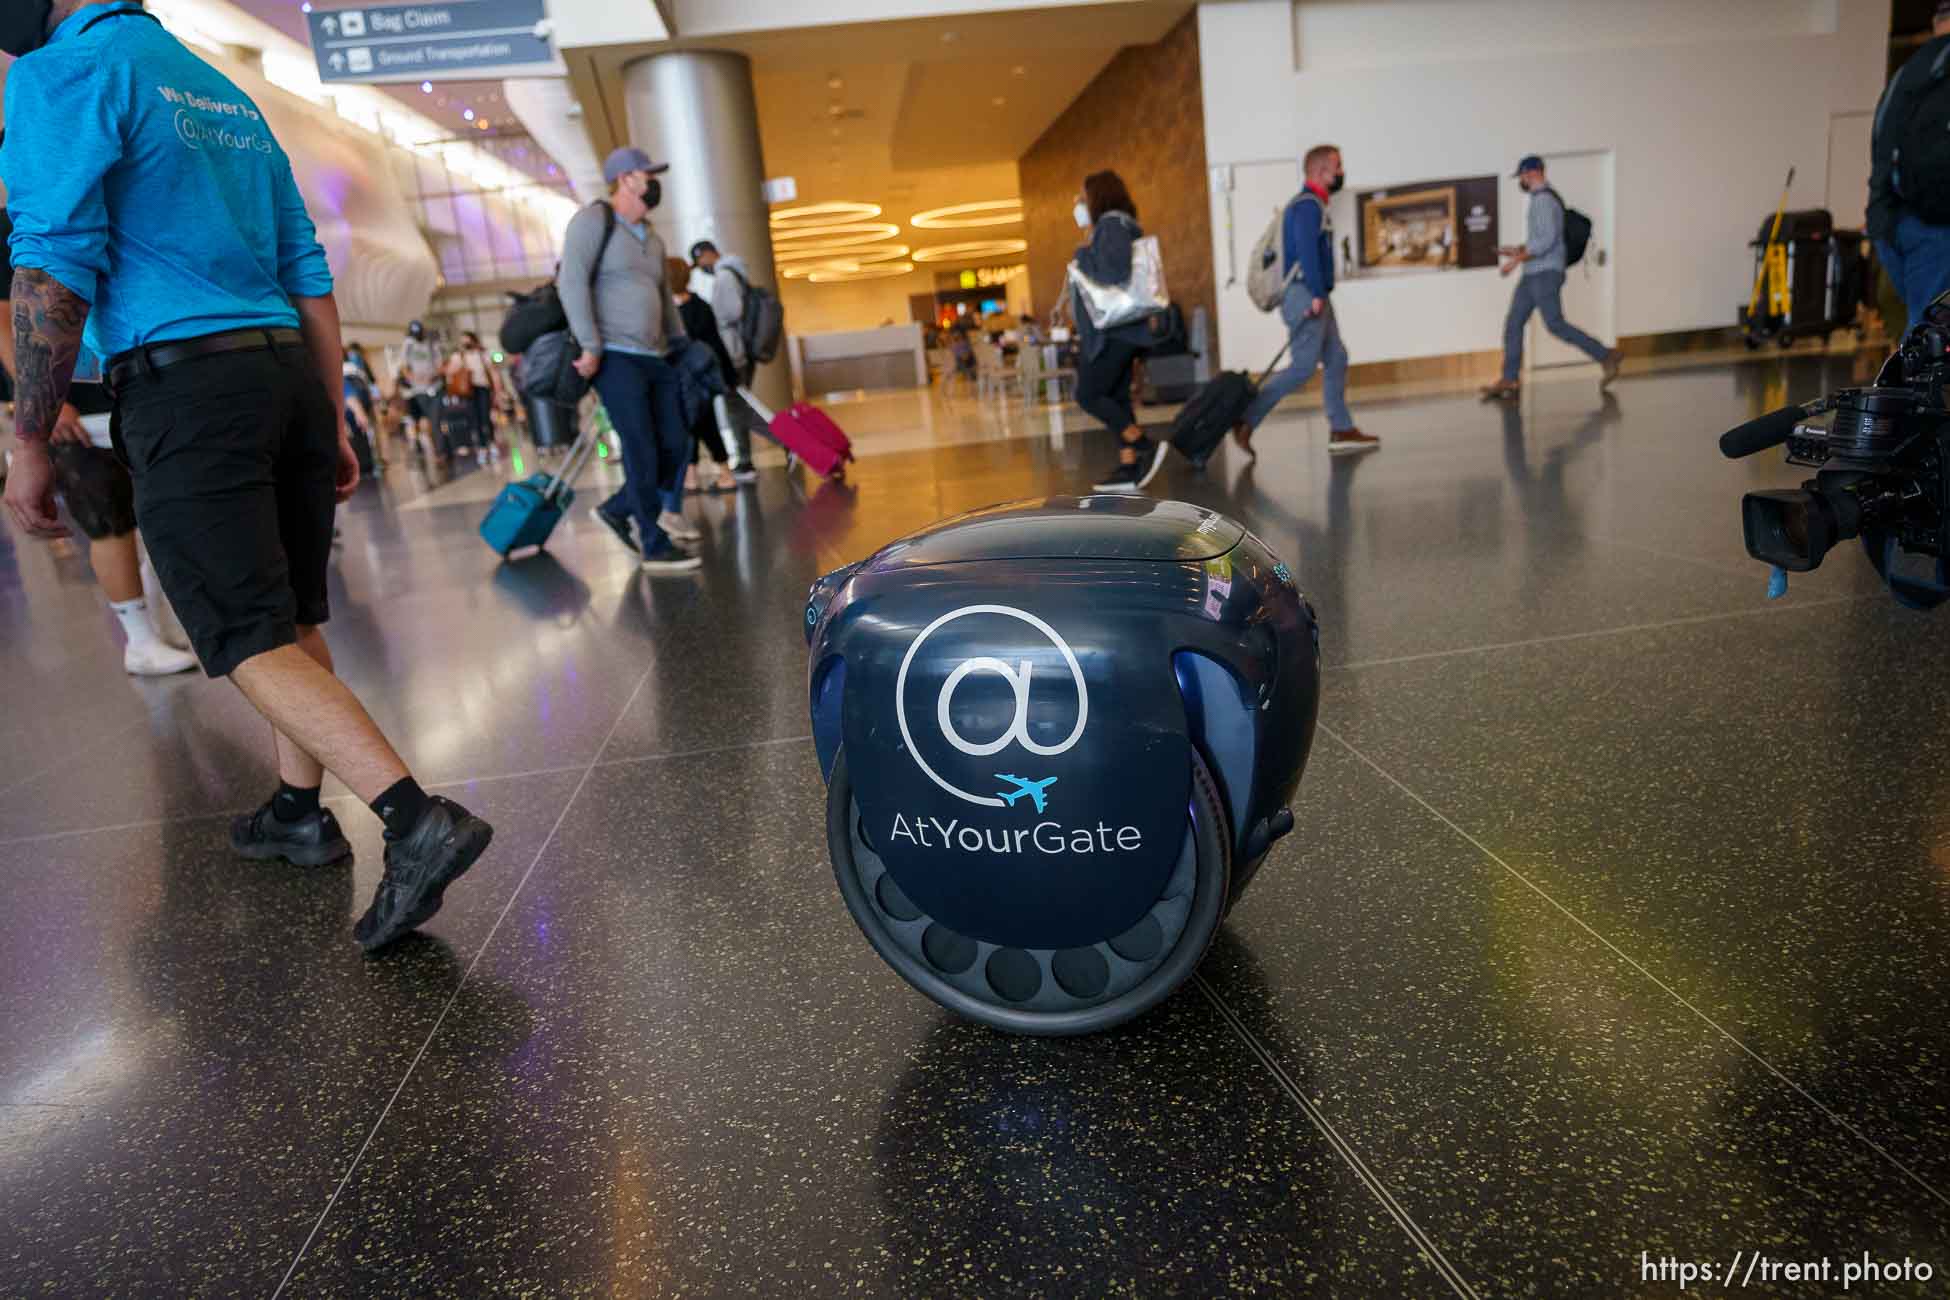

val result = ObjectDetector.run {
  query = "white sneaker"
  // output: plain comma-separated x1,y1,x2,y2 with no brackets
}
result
658,510,702,542
125,640,199,677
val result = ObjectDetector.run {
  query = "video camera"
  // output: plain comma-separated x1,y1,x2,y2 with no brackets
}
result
1721,294,1950,607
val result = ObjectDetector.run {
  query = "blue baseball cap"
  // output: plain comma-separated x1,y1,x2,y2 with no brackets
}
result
1512,154,1545,177
603,146,670,185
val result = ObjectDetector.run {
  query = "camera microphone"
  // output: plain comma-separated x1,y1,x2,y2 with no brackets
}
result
1719,401,1820,459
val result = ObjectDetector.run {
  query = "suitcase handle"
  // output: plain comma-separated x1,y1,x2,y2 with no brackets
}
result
542,405,602,501
737,385,776,426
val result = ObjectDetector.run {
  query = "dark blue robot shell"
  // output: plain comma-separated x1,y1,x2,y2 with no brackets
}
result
806,495,1320,1034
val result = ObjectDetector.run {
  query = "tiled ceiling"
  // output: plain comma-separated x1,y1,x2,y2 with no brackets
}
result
225,0,568,189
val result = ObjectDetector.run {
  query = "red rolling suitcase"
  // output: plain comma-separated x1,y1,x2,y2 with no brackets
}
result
739,387,853,479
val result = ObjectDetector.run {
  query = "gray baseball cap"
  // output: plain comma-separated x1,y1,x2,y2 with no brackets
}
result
603,146,670,185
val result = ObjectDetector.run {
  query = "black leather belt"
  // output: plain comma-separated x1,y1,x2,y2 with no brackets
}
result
107,327,303,392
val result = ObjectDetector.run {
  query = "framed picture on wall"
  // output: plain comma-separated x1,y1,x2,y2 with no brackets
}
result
1357,175,1499,273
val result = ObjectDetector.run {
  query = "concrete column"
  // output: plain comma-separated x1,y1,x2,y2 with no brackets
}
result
620,50,787,409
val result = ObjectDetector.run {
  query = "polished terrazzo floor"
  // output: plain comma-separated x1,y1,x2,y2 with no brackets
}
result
2,355,1947,1297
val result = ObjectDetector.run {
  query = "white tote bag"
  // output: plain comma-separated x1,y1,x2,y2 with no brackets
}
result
1067,233,1168,330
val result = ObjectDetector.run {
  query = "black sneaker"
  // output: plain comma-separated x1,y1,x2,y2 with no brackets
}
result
354,796,493,952
1092,459,1145,492
230,800,353,867
1134,437,1170,488
591,505,640,555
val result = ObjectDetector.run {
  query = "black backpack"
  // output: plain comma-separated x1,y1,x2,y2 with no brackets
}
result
1897,44,1950,223
499,202,617,356
500,283,565,356
1543,188,1593,267
722,265,785,365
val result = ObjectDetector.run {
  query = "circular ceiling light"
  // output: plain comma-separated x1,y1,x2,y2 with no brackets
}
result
910,200,1023,229
769,201,882,228
779,246,913,276
770,222,901,248
910,239,1029,264
808,262,916,283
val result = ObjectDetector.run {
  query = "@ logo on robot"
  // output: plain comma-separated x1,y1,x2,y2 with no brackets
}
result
895,604,1087,809
889,605,1144,858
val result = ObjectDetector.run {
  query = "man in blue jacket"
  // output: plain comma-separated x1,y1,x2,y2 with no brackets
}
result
1236,144,1378,456
0,0,492,950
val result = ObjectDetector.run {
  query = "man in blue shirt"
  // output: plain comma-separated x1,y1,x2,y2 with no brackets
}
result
1236,144,1377,456
0,0,492,951
1482,155,1621,400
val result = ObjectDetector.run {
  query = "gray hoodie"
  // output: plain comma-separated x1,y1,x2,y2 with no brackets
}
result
558,201,686,358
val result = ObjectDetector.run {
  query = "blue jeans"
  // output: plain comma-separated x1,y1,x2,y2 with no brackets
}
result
1242,281,1352,432
592,350,686,552
1876,211,1950,322
1501,270,1609,382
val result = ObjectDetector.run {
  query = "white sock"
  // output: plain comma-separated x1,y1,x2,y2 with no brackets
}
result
110,597,160,648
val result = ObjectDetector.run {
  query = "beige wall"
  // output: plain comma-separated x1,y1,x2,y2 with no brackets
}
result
1019,11,1215,361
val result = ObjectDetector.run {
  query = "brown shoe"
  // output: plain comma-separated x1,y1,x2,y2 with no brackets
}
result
1231,422,1256,459
1479,380,1521,401
1599,348,1625,390
1328,427,1381,455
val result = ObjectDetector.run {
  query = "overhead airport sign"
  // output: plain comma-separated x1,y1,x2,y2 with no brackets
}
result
305,1,564,85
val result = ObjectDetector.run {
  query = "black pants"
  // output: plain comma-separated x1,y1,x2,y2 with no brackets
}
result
1076,338,1141,434
691,400,730,465
469,387,495,448
113,344,338,678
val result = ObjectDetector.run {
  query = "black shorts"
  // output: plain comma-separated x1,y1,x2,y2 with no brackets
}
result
49,441,136,541
113,344,339,678
408,392,440,424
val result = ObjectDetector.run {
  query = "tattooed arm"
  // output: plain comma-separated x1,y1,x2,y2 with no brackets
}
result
10,268,87,444
2,269,85,536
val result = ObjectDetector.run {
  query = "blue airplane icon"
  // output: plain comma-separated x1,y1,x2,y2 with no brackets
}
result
995,774,1057,813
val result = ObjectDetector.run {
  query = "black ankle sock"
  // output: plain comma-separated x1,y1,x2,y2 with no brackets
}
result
272,782,322,823
372,778,432,838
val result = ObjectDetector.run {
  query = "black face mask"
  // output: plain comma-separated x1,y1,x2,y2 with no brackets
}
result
0,0,53,56
642,177,662,211
1328,172,1346,195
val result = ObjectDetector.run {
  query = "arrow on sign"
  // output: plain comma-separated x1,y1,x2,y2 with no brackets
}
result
328,50,345,69
321,15,337,34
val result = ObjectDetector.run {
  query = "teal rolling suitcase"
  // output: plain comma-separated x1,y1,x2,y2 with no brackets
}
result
479,410,599,558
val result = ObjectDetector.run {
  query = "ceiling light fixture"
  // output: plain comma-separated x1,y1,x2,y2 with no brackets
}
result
910,200,1023,229
991,97,1005,107
808,262,916,283
770,201,883,227
827,76,843,90
771,223,901,248
779,244,911,268
910,239,1028,264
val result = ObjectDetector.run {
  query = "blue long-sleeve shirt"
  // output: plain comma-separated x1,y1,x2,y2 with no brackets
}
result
1281,186,1334,297
0,3,334,361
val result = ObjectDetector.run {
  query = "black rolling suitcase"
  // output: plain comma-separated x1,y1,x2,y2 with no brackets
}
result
438,394,475,455
1169,337,1292,469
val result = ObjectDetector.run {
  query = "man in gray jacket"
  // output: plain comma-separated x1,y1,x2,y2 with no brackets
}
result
561,146,698,572
1481,155,1621,400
